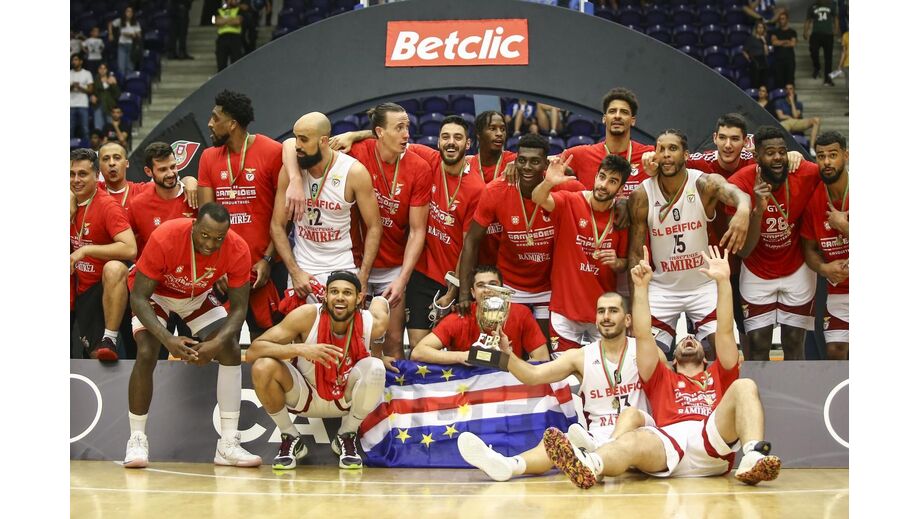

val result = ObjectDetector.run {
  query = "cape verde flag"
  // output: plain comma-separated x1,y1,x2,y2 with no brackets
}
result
359,360,578,468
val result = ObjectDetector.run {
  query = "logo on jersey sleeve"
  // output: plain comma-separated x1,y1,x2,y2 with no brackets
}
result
171,140,201,173
687,193,695,203
578,218,587,228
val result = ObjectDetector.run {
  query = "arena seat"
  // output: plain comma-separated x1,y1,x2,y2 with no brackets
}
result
565,114,596,137
617,7,643,27
332,115,360,135
671,5,697,25
418,113,445,137
594,7,616,22
117,92,143,126
416,135,439,150
645,6,670,26
702,46,730,68
769,88,786,101
745,88,759,98
548,136,565,156
729,45,748,69
672,24,699,47
727,24,751,46
124,71,151,103
566,135,594,148
699,24,725,46
723,7,749,25
697,5,723,25
421,96,450,114
278,8,304,30
646,25,672,45
449,95,475,115
506,135,521,152
396,98,421,115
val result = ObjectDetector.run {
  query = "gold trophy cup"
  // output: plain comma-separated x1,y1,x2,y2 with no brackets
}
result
467,285,514,370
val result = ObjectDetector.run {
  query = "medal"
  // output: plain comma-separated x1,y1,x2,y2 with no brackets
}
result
592,250,601,260
611,397,620,413
517,185,541,247
835,235,843,246
526,234,534,246
441,162,463,229
389,206,398,215
228,189,236,199
225,133,252,201
588,195,614,261
656,172,689,223
374,146,401,200
444,214,454,226
599,341,627,414
766,177,791,222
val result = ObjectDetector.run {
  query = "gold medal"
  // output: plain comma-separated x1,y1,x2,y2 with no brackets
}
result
592,250,601,260
228,189,236,199
835,235,843,246
444,214,454,226
612,397,620,413
390,206,398,215
525,234,534,246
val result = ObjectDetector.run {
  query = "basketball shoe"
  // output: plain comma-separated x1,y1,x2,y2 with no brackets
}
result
124,431,149,468
457,432,515,482
214,432,262,467
735,441,781,485
543,427,602,489
332,432,363,469
273,433,309,470
566,423,599,452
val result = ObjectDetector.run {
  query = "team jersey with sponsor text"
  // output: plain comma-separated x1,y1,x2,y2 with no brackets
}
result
643,360,739,427
560,140,654,199
800,184,849,294
432,302,545,359
70,187,131,295
97,180,151,210
579,338,650,437
127,184,197,256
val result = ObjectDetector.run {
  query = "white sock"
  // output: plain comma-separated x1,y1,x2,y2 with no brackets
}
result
268,408,299,438
129,412,147,435
103,329,119,341
742,440,762,454
510,455,526,476
217,365,242,440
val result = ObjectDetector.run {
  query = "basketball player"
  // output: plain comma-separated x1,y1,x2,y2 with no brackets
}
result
70,148,137,360
248,270,389,469
627,129,751,356
198,90,283,338
531,154,629,354
457,133,582,338
128,142,197,256
457,290,662,481
97,141,199,210
801,131,849,359
727,126,821,360
299,103,431,360
543,246,781,488
272,112,382,298
124,203,261,469
411,265,548,364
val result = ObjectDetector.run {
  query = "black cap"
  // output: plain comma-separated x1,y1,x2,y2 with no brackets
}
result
326,270,362,293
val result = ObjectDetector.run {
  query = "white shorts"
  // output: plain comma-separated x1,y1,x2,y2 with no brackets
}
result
648,282,718,347
588,408,655,448
131,289,227,339
367,267,402,296
823,293,849,343
283,360,352,418
510,288,551,320
640,408,739,478
549,312,600,354
739,262,816,331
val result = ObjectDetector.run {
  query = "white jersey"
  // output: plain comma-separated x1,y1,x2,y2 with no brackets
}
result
293,152,357,274
292,304,374,380
579,338,649,438
644,169,715,292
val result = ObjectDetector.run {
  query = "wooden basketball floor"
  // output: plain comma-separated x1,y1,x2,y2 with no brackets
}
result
71,461,848,518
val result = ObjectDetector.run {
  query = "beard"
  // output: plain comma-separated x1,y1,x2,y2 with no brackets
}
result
297,147,323,169
325,300,356,322
674,344,704,365
593,188,614,203
759,161,789,185
820,165,845,185
154,175,177,189
210,132,229,147
440,146,464,166
599,326,623,340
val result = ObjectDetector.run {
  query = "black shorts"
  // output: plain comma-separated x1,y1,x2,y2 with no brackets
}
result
72,282,105,357
405,270,448,331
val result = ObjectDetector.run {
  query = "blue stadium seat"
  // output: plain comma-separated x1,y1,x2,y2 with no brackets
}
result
117,92,143,126
745,88,759,98
645,6,670,26
548,136,565,156
305,9,325,25
88,1,107,14
458,112,476,129
594,7,616,22
769,88,786,101
792,134,810,148
677,45,701,60
416,135,439,150
671,5,697,25
143,30,165,53
102,9,121,26
565,114,596,137
272,26,293,40
283,0,306,9
332,115,360,135
77,12,99,36
618,0,643,6
566,135,594,148
312,0,332,15
699,24,725,46
407,113,418,136
421,96,450,114
617,7,643,27
723,7,749,25
71,137,87,150
697,5,722,25
396,98,421,115
336,0,359,9
712,67,736,82
418,113,444,137
703,46,730,68
646,25,672,44
672,24,699,47
506,135,521,152
736,73,751,89
356,112,370,130
449,95,475,115
278,8,303,29
151,11,172,33
729,45,748,69
726,24,750,46
124,71,150,102
141,50,161,81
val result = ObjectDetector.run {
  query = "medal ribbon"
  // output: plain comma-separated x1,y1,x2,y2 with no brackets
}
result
373,146,400,199
308,152,337,205
825,179,849,213
517,187,541,235
189,229,213,298
441,162,464,209
589,198,614,254
657,172,689,223
477,151,503,182
599,341,627,395
333,316,355,378
119,184,130,207
75,191,97,247
225,133,252,187
604,140,632,165
766,178,790,222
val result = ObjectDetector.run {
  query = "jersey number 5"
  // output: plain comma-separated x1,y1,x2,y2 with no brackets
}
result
673,233,686,254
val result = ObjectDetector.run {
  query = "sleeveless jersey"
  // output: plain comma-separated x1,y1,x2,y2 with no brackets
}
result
579,338,649,437
644,169,715,291
293,304,374,381
294,152,357,273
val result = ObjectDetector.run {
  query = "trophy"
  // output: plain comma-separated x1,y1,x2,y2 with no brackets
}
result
467,285,515,371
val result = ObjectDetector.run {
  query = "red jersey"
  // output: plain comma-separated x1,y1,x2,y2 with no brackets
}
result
643,361,739,427
474,179,582,293
560,140,654,198
548,190,627,323
128,185,197,256
466,152,517,265
348,139,432,269
687,149,756,179
70,187,131,295
432,302,545,359
468,150,517,184
134,218,251,299
800,184,849,294
726,162,820,279
197,134,282,267
98,180,151,210
413,148,485,284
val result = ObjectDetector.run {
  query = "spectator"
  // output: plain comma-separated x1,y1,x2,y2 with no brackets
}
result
82,26,106,74
91,63,121,131
770,11,797,89
505,98,537,136
535,103,562,136
109,6,143,77
743,1,783,25
89,129,104,152
240,1,259,55
168,0,194,60
743,21,772,89
215,0,244,71
70,54,95,142
773,83,821,156
755,85,774,114
103,106,132,151
804,0,839,86
71,30,84,56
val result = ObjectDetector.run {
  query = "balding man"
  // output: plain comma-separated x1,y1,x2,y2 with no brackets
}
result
272,112,383,301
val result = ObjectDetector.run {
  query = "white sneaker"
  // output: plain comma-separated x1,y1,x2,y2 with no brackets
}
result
457,432,514,482
543,427,601,489
124,431,149,469
566,423,599,453
214,432,262,467
735,442,781,485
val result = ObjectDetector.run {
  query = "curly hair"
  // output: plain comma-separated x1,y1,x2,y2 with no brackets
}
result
214,89,254,128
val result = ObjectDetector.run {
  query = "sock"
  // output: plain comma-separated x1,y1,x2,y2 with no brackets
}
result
217,365,242,440
588,452,604,474
103,329,119,342
510,455,526,476
129,412,147,435
268,408,299,438
340,358,385,434
743,440,767,455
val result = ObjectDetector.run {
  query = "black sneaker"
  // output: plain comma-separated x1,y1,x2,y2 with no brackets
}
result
332,432,363,469
89,337,119,361
273,433,308,470
824,77,835,87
